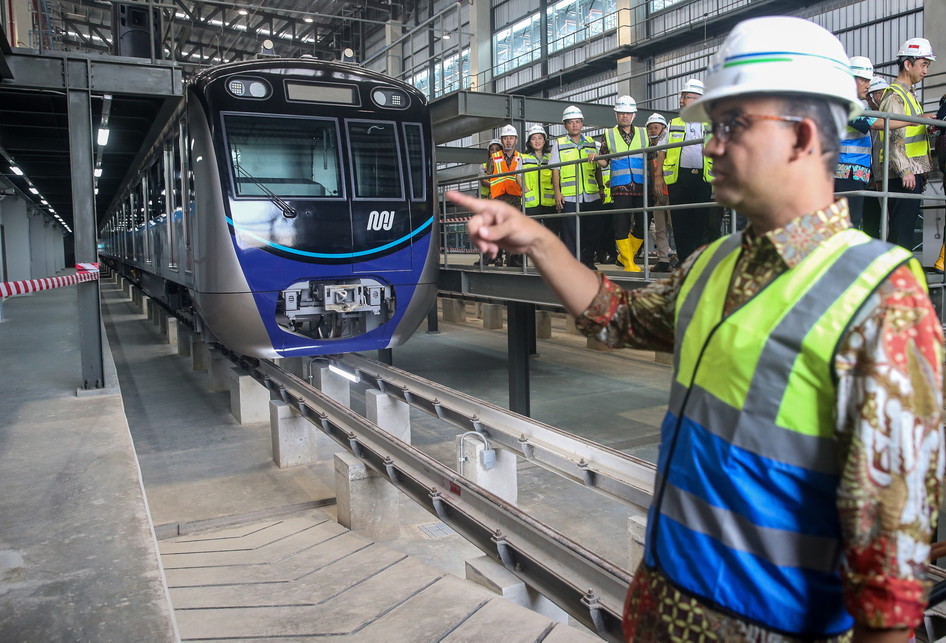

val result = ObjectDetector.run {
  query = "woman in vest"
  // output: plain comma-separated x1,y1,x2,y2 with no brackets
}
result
521,125,558,240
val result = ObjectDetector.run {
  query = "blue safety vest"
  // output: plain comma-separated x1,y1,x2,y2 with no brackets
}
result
839,124,872,173
604,126,647,187
646,228,919,637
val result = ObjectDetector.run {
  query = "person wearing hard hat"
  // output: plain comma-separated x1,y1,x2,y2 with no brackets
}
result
550,105,605,268
658,78,715,262
448,15,942,641
477,139,504,264
879,37,936,250
645,113,676,272
592,95,649,272
485,124,525,266
521,124,559,240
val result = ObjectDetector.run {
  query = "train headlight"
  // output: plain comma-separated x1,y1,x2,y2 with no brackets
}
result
227,77,272,100
371,88,409,109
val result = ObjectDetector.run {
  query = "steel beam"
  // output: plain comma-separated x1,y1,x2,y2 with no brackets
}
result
5,50,182,96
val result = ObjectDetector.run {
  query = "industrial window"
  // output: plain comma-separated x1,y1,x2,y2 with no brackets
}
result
493,13,541,75
547,0,617,54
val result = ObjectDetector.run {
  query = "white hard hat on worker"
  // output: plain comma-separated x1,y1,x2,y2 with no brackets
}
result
898,37,936,61
681,16,861,123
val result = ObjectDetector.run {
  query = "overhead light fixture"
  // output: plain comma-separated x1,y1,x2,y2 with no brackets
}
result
29,187,39,195
94,167,103,178
304,16,313,23
442,34,451,40
97,128,110,146
10,165,23,176
238,8,248,15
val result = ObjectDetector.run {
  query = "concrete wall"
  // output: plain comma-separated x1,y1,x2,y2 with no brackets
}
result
1,197,30,282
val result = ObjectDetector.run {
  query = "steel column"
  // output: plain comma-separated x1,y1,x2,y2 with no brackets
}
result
68,84,103,389
507,301,532,416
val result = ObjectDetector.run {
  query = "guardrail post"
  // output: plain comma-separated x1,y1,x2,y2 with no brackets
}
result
312,364,351,407
465,555,567,622
365,389,410,442
229,367,270,424
334,451,399,539
269,399,315,468
457,434,518,504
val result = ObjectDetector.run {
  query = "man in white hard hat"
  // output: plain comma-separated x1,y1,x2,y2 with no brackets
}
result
645,113,676,271
879,37,936,250
658,78,715,262
550,105,605,268
477,138,505,264
485,125,525,266
594,95,648,271
448,15,942,641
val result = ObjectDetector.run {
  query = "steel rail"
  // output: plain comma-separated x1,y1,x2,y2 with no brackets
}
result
236,356,631,641
339,353,656,511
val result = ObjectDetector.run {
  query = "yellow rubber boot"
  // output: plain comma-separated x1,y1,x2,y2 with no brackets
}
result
935,243,945,273
617,237,642,272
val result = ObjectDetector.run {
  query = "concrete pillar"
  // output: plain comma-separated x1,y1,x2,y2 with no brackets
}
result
230,367,270,424
564,316,582,335
142,296,153,320
465,555,567,622
926,4,946,112
456,434,517,504
165,317,178,346
334,451,399,539
177,327,192,358
191,338,210,372
157,307,167,333
208,349,231,393
270,400,315,468
365,389,410,442
628,513,647,571
441,298,467,322
535,311,552,339
312,364,351,407
280,357,307,380
482,303,504,330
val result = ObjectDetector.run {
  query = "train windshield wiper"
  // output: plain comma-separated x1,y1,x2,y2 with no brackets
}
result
234,164,297,218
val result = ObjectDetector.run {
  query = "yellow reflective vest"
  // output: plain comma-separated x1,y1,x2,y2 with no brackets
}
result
522,152,554,208
880,83,930,163
663,117,713,184
555,135,599,197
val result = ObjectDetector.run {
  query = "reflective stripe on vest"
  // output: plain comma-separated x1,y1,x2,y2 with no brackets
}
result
557,136,599,196
522,152,554,208
880,84,930,159
604,126,647,187
646,229,915,636
479,163,490,198
839,125,872,169
662,117,713,184
489,151,523,198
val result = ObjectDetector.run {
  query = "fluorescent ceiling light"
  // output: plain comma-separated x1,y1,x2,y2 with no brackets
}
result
94,167,103,178
29,187,39,194
97,128,110,146
10,165,24,175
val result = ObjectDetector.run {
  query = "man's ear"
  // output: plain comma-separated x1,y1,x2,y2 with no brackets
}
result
789,118,819,161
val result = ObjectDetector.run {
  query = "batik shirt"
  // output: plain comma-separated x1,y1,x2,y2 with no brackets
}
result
576,199,944,642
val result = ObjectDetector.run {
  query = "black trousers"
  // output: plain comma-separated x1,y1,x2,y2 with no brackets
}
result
668,169,712,263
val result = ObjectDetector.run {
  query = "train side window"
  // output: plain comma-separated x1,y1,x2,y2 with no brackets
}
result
346,120,404,200
402,123,426,201
223,113,342,199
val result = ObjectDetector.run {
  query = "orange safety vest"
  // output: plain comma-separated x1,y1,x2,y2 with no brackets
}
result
488,151,523,198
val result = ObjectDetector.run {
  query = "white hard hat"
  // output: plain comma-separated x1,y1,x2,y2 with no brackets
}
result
526,124,547,138
488,138,501,148
681,16,861,122
500,124,518,137
562,105,584,121
898,37,936,61
849,56,874,80
645,113,668,127
868,76,889,94
681,79,704,96
614,95,637,113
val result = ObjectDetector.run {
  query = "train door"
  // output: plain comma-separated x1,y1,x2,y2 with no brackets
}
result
345,119,412,273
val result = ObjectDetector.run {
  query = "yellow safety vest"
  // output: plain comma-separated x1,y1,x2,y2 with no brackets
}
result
479,163,490,198
522,152,554,208
880,83,930,162
663,117,713,184
556,135,598,197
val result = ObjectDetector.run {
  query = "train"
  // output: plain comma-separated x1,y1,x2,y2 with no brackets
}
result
100,58,439,358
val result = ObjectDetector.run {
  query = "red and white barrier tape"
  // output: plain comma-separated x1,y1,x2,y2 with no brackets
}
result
0,266,100,298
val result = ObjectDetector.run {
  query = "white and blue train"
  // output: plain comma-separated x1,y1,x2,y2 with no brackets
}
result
101,58,439,358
